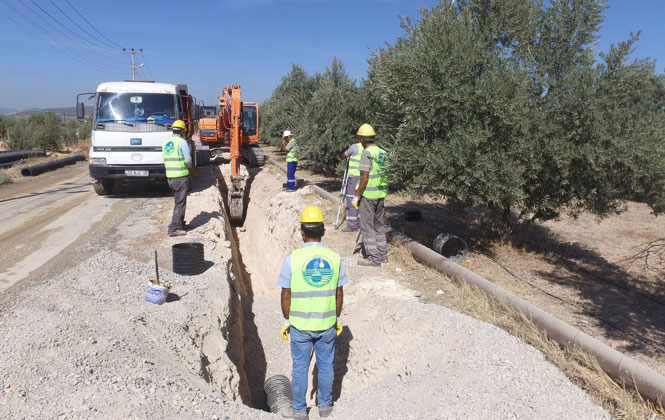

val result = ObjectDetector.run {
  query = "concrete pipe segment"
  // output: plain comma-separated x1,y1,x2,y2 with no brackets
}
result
268,157,665,406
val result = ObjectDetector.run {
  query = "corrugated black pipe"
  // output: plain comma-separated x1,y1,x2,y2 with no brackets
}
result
0,150,46,164
268,157,665,406
21,155,85,177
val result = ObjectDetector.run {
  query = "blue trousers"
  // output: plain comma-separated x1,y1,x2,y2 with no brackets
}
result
286,161,298,190
290,326,336,412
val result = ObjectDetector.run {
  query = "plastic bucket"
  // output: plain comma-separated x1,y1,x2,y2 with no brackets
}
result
172,242,205,275
145,282,169,305
432,233,468,263
264,374,293,414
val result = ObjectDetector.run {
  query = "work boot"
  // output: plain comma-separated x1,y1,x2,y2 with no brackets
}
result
357,259,381,267
168,229,187,237
317,405,333,418
341,226,358,232
281,407,308,419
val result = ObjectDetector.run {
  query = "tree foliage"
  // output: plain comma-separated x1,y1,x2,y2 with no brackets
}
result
260,59,364,174
366,0,665,240
7,113,91,151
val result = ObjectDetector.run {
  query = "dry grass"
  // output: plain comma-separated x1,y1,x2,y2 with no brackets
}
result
389,241,665,420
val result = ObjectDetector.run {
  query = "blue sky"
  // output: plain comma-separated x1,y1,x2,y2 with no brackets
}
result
0,0,663,110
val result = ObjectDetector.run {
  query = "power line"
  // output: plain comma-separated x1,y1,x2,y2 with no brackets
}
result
0,0,124,73
140,51,155,80
63,0,122,49
46,0,121,51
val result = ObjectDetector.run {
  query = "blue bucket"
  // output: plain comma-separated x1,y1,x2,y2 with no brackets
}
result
145,282,169,305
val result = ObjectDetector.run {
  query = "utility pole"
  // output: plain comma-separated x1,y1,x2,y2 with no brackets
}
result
122,48,143,80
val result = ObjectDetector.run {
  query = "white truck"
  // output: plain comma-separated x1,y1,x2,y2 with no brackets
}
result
77,81,197,195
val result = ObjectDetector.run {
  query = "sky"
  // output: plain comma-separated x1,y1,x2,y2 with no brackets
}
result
0,0,663,111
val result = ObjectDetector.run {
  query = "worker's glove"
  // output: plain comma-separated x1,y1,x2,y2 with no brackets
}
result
336,321,343,336
280,319,290,340
351,196,360,210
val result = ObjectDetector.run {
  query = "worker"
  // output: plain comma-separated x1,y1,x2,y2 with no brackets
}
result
282,130,298,191
352,123,388,266
340,138,364,232
278,205,347,419
162,120,192,237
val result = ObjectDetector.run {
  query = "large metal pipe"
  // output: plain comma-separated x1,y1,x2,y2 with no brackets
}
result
268,157,665,405
0,150,46,164
21,155,86,177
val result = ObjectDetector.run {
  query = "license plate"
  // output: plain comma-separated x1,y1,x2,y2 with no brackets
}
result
125,170,149,177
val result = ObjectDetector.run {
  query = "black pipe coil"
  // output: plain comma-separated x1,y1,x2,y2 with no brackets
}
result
172,242,205,275
0,150,46,164
20,155,85,177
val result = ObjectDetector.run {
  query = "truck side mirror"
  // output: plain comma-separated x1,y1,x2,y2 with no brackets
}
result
77,102,85,120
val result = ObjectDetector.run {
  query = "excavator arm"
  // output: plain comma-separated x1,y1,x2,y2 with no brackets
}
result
218,85,244,222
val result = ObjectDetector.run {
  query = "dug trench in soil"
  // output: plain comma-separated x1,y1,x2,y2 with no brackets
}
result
215,160,611,419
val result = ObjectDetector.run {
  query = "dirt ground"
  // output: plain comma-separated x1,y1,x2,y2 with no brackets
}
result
262,145,665,378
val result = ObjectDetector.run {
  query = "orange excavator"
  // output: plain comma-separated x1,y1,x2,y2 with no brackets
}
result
200,84,264,222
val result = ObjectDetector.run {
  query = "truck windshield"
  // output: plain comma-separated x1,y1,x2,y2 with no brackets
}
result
96,92,176,124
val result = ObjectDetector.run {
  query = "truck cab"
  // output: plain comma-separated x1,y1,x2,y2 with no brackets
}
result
81,81,194,195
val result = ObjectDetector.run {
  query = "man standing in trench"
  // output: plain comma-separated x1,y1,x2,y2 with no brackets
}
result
282,130,298,191
278,205,347,419
162,120,192,237
340,137,364,232
352,123,389,266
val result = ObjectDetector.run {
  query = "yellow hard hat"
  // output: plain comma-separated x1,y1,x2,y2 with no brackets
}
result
300,205,325,223
172,120,187,131
357,123,375,137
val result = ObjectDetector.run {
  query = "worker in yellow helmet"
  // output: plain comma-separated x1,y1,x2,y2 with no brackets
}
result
162,120,192,237
352,123,389,266
278,205,347,419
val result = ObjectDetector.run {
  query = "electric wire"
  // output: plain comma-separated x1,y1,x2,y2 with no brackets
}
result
63,0,122,49
140,51,155,80
6,0,125,70
26,0,127,66
46,0,121,51
481,252,665,353
0,0,122,73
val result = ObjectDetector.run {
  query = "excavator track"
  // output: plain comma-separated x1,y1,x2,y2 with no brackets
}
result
242,144,265,167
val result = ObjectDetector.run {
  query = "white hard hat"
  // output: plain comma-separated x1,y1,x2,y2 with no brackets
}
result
283,130,292,138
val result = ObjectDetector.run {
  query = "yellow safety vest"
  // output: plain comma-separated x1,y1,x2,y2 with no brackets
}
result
286,138,298,163
162,136,189,178
347,143,364,177
289,246,340,331
361,144,388,199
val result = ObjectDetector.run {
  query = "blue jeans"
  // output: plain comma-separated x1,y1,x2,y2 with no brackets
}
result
290,325,336,412
286,161,298,190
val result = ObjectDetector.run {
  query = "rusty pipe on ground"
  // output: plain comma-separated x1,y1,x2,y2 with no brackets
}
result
268,157,665,405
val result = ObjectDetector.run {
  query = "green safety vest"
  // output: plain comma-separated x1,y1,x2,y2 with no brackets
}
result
286,138,298,163
347,143,364,177
289,245,340,331
361,144,388,199
162,136,189,178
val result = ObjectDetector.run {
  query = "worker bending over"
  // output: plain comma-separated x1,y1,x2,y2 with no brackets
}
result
162,120,192,237
340,137,364,232
282,130,298,191
278,205,347,419
352,124,388,266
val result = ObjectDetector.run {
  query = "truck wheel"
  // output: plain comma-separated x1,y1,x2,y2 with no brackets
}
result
93,179,114,196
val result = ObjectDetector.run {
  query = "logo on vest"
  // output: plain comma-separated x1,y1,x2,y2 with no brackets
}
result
375,152,387,168
164,141,175,155
302,256,334,288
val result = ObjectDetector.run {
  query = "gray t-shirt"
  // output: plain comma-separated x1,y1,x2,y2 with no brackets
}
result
358,148,373,173
344,143,360,157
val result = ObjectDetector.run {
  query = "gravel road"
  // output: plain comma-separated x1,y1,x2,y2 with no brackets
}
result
0,163,611,419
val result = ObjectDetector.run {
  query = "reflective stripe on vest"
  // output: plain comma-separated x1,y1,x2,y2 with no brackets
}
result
347,143,364,177
289,246,340,331
286,138,298,162
162,136,189,178
361,144,388,199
